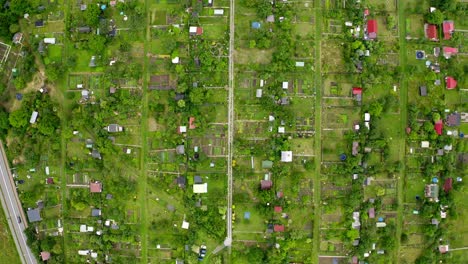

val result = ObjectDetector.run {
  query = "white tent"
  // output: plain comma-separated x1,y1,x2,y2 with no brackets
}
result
193,183,208,193
281,151,292,162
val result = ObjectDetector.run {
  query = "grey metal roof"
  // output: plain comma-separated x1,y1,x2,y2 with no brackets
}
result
91,209,101,217
27,208,42,222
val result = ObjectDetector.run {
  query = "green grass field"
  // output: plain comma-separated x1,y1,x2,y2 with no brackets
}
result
0,209,20,262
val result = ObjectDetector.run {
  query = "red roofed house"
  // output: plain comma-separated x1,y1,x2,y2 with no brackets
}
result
273,224,285,232
443,47,458,59
368,208,375,218
189,117,196,129
367,20,377,39
443,178,453,193
274,206,282,213
445,76,457,90
439,245,449,254
90,181,102,193
197,27,203,35
260,180,272,190
189,26,203,36
46,177,54,184
434,120,443,135
352,87,362,103
40,251,51,261
364,9,369,16
425,24,438,41
443,20,454,40
352,87,362,95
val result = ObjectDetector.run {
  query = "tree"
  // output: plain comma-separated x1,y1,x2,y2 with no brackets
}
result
189,88,205,104
9,24,19,33
46,64,63,81
87,35,106,54
386,15,396,30
83,4,101,27
369,101,383,117
177,99,186,108
14,77,26,90
346,229,360,241
0,109,9,135
451,32,464,46
9,0,33,16
118,39,131,52
0,82,6,95
431,0,458,12
9,109,29,128
425,10,444,25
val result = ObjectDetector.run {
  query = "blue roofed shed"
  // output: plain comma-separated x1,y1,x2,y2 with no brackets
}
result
251,22,261,29
244,212,251,220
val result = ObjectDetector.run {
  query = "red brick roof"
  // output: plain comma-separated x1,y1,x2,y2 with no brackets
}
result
352,87,363,95
368,208,375,218
90,182,102,193
260,180,272,190
443,47,458,57
273,224,285,232
446,76,457,90
434,120,443,135
274,206,282,213
367,20,377,39
444,178,453,193
443,21,454,40
426,24,438,40
196,27,203,35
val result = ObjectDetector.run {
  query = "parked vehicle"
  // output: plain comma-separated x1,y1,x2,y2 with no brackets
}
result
198,245,207,261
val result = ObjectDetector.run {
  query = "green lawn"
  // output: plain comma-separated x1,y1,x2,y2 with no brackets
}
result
0,209,20,262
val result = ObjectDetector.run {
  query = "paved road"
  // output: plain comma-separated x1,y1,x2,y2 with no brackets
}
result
225,0,235,249
215,0,235,255
0,141,37,264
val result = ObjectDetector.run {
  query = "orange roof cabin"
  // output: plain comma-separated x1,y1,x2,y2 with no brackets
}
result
90,181,102,193
443,20,454,40
443,47,458,59
434,120,443,135
445,76,457,90
367,20,377,39
189,117,196,129
273,224,285,232
425,24,438,41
